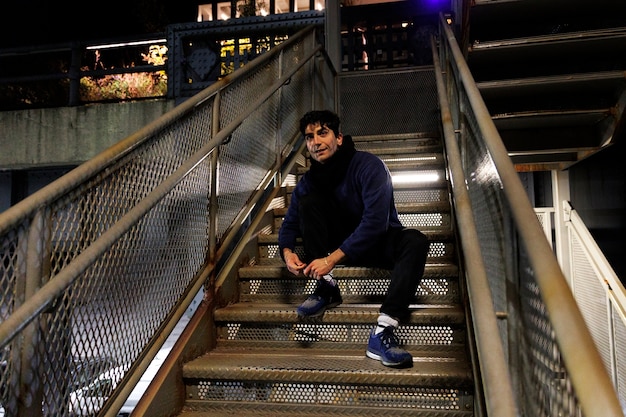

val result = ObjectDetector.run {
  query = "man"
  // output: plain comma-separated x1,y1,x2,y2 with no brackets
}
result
278,110,429,368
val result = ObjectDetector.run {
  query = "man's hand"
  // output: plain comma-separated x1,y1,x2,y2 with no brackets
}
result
283,250,306,276
303,257,333,279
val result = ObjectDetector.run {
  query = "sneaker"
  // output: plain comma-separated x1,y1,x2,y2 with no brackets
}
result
366,326,413,368
296,276,342,318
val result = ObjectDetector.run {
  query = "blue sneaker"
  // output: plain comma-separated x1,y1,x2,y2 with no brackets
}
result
297,276,342,318
366,326,413,368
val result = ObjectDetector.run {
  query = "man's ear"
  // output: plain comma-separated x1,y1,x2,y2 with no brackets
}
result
337,133,343,145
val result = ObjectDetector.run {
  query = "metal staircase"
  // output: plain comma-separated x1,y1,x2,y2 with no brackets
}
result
466,0,626,170
2,14,624,416
175,133,475,416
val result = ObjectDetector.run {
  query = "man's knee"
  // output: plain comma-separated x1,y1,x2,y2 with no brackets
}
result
401,228,429,253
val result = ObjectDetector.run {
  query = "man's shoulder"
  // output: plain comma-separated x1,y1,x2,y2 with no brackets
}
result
354,150,381,160
353,150,386,166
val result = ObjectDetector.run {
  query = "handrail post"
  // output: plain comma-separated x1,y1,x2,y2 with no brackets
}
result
19,209,51,417
208,94,221,278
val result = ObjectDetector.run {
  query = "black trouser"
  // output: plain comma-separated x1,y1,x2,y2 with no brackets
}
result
298,192,429,322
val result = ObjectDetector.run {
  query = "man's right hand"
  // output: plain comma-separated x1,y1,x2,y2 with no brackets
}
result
283,250,306,276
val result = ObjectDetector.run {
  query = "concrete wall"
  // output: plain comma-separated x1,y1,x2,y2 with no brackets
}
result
0,99,176,169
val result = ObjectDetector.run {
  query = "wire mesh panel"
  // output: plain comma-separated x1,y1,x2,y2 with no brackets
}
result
0,25,333,417
339,68,439,136
191,380,469,411
566,212,626,412
0,225,24,416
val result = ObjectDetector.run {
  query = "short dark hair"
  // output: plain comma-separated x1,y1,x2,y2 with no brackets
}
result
299,110,341,136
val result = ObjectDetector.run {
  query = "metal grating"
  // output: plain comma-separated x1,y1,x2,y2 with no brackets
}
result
191,380,469,410
613,306,626,410
394,188,448,204
222,322,457,346
261,242,452,261
339,68,439,136
399,213,444,228
570,232,612,373
246,277,451,298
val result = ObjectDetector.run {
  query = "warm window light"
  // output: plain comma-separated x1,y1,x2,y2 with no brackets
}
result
392,172,440,184
86,39,166,50
198,5,212,21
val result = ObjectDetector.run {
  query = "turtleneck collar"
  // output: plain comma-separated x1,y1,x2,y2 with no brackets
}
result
308,134,356,194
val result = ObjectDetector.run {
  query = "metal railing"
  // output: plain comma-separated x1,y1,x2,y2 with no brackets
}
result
435,12,624,417
534,200,626,411
432,34,517,417
0,24,335,417
562,200,626,411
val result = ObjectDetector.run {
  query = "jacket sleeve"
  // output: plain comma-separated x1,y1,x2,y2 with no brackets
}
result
277,183,303,261
338,155,394,261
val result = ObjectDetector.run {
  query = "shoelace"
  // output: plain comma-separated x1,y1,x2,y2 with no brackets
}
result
380,328,399,349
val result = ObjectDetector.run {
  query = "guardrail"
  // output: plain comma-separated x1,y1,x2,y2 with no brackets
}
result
562,200,626,409
0,24,334,417
435,12,624,417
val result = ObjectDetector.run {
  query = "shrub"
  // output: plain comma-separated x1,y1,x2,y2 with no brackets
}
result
80,45,168,102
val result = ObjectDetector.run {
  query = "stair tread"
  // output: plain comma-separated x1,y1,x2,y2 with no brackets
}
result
274,202,451,214
296,154,445,174
238,263,459,278
395,200,450,210
178,403,473,417
183,348,473,387
215,339,466,352
257,228,454,243
244,257,456,266
214,303,465,325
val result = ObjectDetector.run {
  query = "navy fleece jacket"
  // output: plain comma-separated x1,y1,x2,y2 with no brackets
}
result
278,151,402,263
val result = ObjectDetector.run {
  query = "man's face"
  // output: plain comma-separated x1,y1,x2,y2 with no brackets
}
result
304,122,343,164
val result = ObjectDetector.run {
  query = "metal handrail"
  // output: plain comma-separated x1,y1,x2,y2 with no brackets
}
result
0,23,321,348
432,36,518,417
438,13,623,417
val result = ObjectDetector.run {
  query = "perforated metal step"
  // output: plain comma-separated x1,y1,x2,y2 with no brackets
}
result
178,404,473,417
238,264,460,304
256,231,457,264
182,347,473,414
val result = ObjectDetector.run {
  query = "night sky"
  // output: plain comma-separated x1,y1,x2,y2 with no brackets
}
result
0,0,199,48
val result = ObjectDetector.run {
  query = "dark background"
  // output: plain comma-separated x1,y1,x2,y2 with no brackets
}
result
0,0,200,48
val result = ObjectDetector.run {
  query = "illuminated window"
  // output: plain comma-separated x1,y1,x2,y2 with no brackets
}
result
295,0,310,12
198,4,213,21
275,0,290,13
217,2,232,20
198,0,324,20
